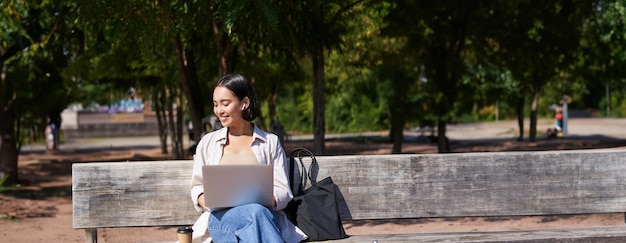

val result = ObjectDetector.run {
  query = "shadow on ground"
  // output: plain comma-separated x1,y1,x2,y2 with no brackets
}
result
286,134,626,155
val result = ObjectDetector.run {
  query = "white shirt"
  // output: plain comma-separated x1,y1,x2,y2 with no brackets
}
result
189,124,307,243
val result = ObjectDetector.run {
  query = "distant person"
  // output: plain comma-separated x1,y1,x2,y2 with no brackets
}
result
122,88,144,113
189,74,306,242
111,87,144,113
47,111,62,150
555,107,563,137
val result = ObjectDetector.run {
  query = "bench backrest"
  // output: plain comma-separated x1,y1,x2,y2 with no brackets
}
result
72,160,197,228
72,149,626,229
323,149,626,220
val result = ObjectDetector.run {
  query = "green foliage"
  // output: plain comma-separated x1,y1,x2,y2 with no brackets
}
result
597,82,626,117
1,0,82,148
318,2,396,133
277,90,313,134
575,0,626,118
0,175,18,193
383,1,488,125
6,0,626,140
460,61,526,121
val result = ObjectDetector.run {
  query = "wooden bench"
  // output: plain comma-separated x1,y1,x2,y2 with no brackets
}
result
73,149,626,242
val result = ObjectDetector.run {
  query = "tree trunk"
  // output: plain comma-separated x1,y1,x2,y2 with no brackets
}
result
212,18,233,76
173,36,204,143
389,81,407,154
312,46,325,155
389,110,405,154
437,120,450,153
269,83,277,127
529,85,541,142
15,113,23,151
517,97,525,141
0,106,19,185
167,87,184,159
0,60,18,185
154,89,168,154
268,83,288,144
174,86,185,158
605,83,610,117
175,96,185,159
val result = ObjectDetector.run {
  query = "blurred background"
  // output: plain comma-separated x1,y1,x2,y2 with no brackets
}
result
2,1,626,184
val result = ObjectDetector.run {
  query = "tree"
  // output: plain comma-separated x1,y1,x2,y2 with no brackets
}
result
1,1,80,184
578,0,626,117
278,0,364,154
324,2,395,136
75,0,212,155
79,0,311,147
81,0,216,143
491,0,592,141
384,1,484,152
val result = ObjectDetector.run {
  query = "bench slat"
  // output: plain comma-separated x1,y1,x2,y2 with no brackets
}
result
312,149,626,220
338,226,626,242
72,161,198,228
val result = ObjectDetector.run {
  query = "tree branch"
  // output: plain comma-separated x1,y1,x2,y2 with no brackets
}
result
329,0,365,26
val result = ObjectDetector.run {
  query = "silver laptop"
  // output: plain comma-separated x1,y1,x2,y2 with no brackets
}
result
202,164,274,210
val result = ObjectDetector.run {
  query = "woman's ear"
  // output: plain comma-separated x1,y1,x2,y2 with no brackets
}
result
242,97,250,110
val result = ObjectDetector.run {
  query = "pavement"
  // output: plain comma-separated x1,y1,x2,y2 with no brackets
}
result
19,118,626,154
443,117,626,140
292,118,626,142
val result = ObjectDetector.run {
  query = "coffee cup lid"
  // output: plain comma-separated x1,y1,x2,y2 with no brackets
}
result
177,226,193,233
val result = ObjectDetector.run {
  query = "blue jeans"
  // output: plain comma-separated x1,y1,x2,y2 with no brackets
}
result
209,203,284,243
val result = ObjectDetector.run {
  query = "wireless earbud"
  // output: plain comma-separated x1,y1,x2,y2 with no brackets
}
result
241,104,246,110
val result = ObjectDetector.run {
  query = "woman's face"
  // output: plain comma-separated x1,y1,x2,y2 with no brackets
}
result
213,86,246,127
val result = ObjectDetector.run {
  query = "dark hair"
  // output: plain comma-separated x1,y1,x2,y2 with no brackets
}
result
214,74,259,121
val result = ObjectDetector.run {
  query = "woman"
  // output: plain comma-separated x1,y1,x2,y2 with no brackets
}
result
189,74,307,243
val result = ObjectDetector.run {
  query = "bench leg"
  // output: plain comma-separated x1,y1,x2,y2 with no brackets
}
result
85,228,97,243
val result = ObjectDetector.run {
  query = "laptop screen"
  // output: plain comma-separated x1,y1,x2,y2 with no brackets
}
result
202,164,274,209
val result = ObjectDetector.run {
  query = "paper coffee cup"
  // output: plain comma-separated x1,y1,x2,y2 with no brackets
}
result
177,226,193,243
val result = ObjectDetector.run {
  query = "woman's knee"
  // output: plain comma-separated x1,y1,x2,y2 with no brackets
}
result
238,203,271,217
211,204,275,227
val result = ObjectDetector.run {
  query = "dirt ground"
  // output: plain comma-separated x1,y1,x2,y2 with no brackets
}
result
2,119,626,242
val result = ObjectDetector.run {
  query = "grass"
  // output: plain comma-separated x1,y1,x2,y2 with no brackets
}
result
0,175,18,193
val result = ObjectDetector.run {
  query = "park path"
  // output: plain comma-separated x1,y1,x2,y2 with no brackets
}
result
19,118,626,154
